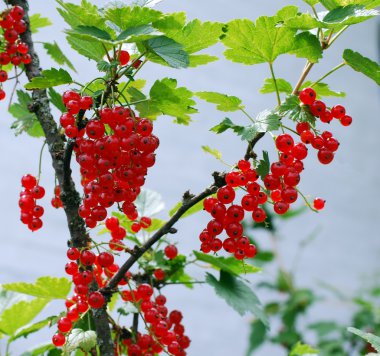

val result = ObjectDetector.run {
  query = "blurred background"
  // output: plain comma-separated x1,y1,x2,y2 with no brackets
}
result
0,0,379,354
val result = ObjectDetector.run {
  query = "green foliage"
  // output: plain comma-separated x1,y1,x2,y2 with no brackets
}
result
343,49,380,85
201,145,223,161
246,320,267,355
289,342,319,355
195,92,243,112
43,42,76,72
194,251,260,275
206,271,269,327
48,88,66,113
260,78,293,95
9,316,55,342
29,14,52,33
9,91,44,138
278,95,316,125
20,343,57,356
256,151,271,180
3,276,71,300
131,78,197,124
0,298,48,336
348,327,380,352
24,68,73,90
63,329,97,353
301,81,346,98
210,118,244,135
144,36,189,68
289,32,322,63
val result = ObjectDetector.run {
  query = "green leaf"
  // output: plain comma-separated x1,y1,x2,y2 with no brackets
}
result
347,327,380,352
140,78,197,124
210,118,244,135
206,271,268,327
30,14,52,33
301,81,346,97
104,6,162,32
0,298,48,336
277,95,316,125
48,88,66,113
145,218,166,232
155,18,223,56
20,343,57,356
290,32,322,63
188,54,219,67
195,91,243,112
68,25,113,41
145,36,189,69
322,5,378,26
3,276,71,300
343,49,380,85
246,320,267,355
116,24,162,42
201,145,223,161
43,42,76,72
24,68,73,90
9,90,44,138
194,251,260,275
0,289,26,315
222,14,297,65
289,342,319,355
256,151,270,180
66,36,107,62
239,110,281,141
285,13,321,30
108,293,119,312
260,78,293,95
63,328,97,353
118,79,147,102
303,0,320,5
308,321,343,337
9,316,55,342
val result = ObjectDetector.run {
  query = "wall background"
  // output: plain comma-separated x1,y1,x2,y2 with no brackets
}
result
0,0,379,354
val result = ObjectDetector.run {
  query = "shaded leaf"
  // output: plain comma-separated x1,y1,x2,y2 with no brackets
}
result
347,327,380,352
134,188,165,217
277,95,316,125
210,118,244,135
48,88,66,113
206,271,268,327
43,42,76,72
24,68,73,90
290,32,322,63
256,151,270,180
343,49,380,85
145,36,189,68
66,36,107,62
63,328,97,353
322,4,378,26
195,91,243,112
246,320,267,355
9,90,44,138
194,251,260,275
239,111,281,141
9,316,55,342
3,276,71,300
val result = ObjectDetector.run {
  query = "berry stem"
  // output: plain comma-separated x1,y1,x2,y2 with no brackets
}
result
269,62,281,106
327,25,349,47
239,107,256,124
309,62,346,87
292,61,314,95
37,140,47,182
295,188,318,213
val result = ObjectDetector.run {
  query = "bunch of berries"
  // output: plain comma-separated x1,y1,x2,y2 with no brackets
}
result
18,174,45,231
121,285,190,355
59,90,159,229
0,6,31,101
51,185,63,209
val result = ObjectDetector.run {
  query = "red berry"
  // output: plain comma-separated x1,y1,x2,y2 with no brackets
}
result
88,291,105,309
340,115,352,126
21,174,37,189
313,197,325,210
274,201,290,215
217,185,235,204
52,333,66,347
117,50,130,66
164,245,178,259
310,100,326,117
317,149,334,164
296,122,310,134
276,134,294,153
97,252,114,268
67,247,80,260
154,269,165,280
331,105,346,119
57,317,72,333
299,87,316,105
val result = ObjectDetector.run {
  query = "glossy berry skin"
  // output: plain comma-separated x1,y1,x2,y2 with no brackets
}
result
341,115,352,126
276,134,294,153
117,50,130,65
299,87,316,105
88,291,105,309
154,268,165,280
217,185,235,204
52,333,66,347
21,174,37,189
274,201,290,215
164,245,178,259
57,317,72,333
314,198,325,210
331,105,346,119
318,149,334,164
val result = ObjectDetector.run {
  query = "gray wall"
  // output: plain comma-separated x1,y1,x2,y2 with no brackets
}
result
0,1,379,355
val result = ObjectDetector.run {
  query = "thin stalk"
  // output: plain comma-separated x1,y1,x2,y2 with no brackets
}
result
37,141,47,182
269,62,281,106
281,124,298,135
310,62,346,87
239,107,255,124
81,77,106,95
292,61,314,94
327,25,349,47
296,188,318,213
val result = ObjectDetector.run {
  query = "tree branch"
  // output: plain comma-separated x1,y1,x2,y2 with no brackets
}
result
103,171,226,292
5,1,115,354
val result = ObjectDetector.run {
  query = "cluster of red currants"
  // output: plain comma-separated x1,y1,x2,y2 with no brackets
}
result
59,90,159,230
199,160,260,260
0,5,31,100
121,285,190,355
18,174,45,231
